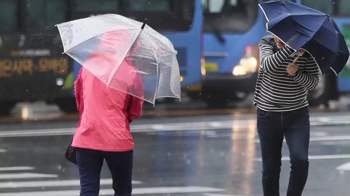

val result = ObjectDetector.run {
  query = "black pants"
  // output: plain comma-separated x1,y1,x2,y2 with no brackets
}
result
76,148,133,196
257,107,310,196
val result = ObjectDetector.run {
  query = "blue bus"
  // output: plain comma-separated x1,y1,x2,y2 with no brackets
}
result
0,0,203,115
71,0,204,105
190,0,350,108
187,0,266,108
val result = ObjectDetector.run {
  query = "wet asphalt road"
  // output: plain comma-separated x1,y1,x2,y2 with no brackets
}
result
1,109,350,196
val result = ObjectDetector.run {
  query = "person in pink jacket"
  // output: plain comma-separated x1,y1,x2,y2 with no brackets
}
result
72,32,144,196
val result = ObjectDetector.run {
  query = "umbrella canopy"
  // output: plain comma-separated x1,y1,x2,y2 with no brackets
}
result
56,14,181,104
259,0,350,75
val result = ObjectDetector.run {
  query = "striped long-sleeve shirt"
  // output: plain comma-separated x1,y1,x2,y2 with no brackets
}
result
253,35,320,112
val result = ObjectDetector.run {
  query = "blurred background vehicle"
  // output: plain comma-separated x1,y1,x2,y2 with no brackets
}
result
0,0,204,115
187,0,350,108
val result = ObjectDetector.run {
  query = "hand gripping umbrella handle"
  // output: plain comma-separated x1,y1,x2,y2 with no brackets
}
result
292,56,300,64
292,50,305,64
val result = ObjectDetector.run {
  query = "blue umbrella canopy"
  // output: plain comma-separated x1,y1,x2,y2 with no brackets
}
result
259,0,349,75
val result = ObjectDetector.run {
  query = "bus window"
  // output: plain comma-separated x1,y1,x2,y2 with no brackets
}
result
126,0,194,32
70,0,194,32
339,0,350,16
128,0,170,11
262,0,295,2
25,0,68,31
0,0,18,33
301,0,333,15
47,0,68,29
73,0,119,12
202,0,258,33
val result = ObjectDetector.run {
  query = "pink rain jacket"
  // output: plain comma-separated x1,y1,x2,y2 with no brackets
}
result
72,33,144,152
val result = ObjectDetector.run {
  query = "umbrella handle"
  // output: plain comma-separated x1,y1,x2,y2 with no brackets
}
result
292,51,304,64
292,56,299,64
287,56,301,78
141,19,148,29
292,49,305,64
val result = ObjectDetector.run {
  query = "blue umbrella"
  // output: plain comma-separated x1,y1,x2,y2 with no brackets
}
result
259,0,349,75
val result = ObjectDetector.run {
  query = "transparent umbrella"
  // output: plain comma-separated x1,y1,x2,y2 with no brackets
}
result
56,14,181,104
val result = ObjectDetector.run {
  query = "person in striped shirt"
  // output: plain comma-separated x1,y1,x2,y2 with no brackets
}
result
254,35,320,196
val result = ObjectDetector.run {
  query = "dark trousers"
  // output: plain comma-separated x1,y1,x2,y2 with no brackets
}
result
76,148,133,196
257,107,310,196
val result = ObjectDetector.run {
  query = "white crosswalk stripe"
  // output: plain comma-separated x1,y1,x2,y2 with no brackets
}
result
0,166,58,181
0,167,34,171
0,187,225,196
0,173,57,180
0,149,7,153
0,165,227,195
0,178,141,189
0,115,349,138
204,194,244,196
0,115,350,138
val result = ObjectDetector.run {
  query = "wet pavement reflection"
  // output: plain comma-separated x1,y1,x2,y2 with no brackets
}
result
2,96,350,122
1,106,350,195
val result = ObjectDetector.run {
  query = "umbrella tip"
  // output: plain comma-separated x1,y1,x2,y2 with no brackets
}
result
141,19,148,29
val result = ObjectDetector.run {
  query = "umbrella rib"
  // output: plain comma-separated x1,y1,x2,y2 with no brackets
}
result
106,29,143,87
146,32,177,55
329,67,338,76
258,4,270,22
302,49,322,75
143,31,161,104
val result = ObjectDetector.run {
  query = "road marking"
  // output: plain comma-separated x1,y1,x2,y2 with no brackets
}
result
309,135,350,142
317,117,331,122
0,173,57,180
336,162,350,171
0,127,338,138
255,135,350,143
0,178,142,189
255,154,350,161
0,186,225,196
200,131,328,139
151,124,165,129
0,166,34,171
204,194,244,196
321,141,350,146
0,149,7,153
310,132,328,137
1,115,349,138
209,122,223,127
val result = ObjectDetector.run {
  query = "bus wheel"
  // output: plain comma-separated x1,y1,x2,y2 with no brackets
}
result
308,74,329,107
232,91,248,101
55,98,78,114
0,101,17,116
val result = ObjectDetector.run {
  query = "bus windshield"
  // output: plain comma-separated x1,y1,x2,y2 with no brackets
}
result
301,0,350,16
25,0,68,31
71,0,195,32
72,0,119,12
0,0,17,33
202,0,258,33
0,0,68,33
